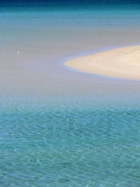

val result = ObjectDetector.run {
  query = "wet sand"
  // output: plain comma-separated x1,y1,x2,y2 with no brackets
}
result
65,46,140,80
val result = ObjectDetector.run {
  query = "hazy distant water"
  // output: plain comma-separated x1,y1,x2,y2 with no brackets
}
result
0,5,140,187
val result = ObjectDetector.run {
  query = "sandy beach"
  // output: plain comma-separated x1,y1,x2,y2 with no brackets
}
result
65,46,140,80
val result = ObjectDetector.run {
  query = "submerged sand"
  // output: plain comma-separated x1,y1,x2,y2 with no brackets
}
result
65,46,140,80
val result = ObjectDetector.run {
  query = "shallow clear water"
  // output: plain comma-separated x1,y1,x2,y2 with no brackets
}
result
0,96,140,187
0,5,140,187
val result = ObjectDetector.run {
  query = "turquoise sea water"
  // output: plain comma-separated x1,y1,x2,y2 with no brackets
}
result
0,5,140,187
0,96,140,187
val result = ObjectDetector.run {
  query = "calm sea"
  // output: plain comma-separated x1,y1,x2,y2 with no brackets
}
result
0,4,140,187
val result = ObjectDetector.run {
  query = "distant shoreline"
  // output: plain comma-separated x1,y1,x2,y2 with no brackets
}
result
65,46,140,80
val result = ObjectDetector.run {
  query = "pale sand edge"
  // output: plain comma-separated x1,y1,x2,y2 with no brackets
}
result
64,46,140,80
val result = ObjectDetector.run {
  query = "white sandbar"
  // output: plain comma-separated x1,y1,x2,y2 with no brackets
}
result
65,46,140,80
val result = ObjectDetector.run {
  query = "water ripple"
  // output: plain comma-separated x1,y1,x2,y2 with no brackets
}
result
0,105,140,186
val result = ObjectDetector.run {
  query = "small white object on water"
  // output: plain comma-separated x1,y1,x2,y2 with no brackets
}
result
17,51,20,54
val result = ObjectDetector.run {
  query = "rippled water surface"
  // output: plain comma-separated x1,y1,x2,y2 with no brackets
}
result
0,96,140,187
